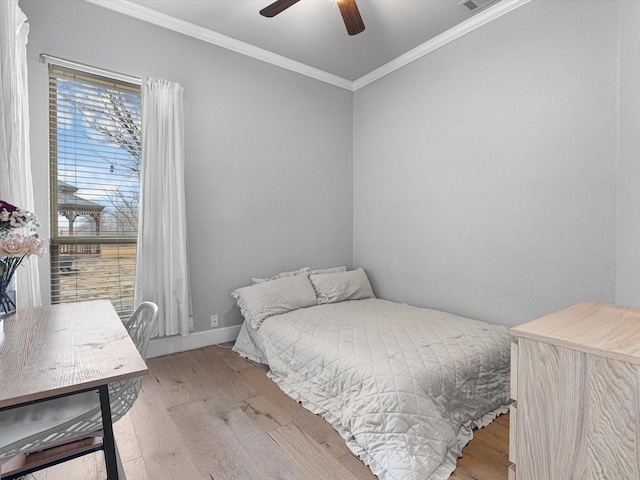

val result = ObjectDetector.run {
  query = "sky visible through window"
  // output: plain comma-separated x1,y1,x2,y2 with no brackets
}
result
53,74,141,238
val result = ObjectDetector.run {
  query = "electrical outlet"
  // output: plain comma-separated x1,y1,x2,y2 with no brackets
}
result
211,314,219,328
188,317,194,331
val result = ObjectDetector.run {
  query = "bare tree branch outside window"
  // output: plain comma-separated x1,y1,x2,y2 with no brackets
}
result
58,85,142,236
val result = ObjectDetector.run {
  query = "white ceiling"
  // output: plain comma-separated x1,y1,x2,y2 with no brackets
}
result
87,0,530,90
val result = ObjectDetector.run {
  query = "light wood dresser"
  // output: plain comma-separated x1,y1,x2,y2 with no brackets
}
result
508,301,640,480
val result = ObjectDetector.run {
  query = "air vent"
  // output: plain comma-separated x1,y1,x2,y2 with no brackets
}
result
459,0,498,12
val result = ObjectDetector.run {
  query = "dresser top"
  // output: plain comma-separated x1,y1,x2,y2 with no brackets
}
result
511,301,640,365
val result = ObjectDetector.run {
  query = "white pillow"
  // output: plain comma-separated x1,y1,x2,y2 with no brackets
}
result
309,268,375,305
232,273,317,328
250,266,311,285
310,266,347,275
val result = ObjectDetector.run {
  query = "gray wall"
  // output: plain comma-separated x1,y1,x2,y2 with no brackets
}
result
20,0,354,332
617,0,640,307
19,0,640,334
353,0,619,326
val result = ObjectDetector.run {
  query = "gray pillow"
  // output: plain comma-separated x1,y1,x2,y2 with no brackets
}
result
309,268,375,305
232,273,317,328
250,266,311,285
310,266,347,275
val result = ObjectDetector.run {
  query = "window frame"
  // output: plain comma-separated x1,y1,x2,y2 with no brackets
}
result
47,62,142,318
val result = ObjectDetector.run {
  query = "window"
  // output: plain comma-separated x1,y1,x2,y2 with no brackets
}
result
48,64,142,319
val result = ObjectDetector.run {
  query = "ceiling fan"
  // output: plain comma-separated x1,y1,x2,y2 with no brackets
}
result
260,0,365,36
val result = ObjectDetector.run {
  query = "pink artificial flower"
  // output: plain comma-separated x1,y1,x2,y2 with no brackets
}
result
0,234,29,257
25,234,46,256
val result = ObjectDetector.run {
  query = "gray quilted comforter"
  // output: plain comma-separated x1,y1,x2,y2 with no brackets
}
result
233,298,511,479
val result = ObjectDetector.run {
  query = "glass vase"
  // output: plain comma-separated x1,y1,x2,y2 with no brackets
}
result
0,274,16,317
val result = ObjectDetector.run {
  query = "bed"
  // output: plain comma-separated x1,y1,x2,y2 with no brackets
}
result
231,267,511,480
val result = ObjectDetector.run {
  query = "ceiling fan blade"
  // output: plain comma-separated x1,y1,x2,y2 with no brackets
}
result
337,0,365,36
260,0,301,17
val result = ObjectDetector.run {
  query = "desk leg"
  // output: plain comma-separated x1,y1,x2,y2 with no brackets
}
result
99,385,119,480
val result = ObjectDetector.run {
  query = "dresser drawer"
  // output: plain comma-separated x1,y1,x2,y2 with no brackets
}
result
509,403,517,464
510,339,518,401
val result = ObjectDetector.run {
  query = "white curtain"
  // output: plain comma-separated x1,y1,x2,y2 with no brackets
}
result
135,78,190,337
0,1,41,308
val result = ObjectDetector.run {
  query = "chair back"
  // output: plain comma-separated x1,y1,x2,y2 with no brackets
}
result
107,301,158,424
125,301,158,360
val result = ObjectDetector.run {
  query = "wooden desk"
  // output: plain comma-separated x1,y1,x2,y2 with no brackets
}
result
0,300,148,479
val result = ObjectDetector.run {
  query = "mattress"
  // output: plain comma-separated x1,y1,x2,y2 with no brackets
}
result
233,298,511,480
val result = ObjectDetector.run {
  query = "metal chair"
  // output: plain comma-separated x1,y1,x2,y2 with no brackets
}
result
0,301,158,475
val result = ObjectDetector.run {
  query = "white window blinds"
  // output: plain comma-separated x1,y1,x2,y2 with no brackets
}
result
48,64,142,319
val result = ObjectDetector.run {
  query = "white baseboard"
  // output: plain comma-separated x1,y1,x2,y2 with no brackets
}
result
147,325,241,358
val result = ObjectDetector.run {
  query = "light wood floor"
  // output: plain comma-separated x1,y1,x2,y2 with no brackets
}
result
22,344,510,480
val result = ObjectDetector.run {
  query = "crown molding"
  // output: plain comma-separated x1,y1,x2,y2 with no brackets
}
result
352,0,532,91
84,0,531,93
83,0,354,91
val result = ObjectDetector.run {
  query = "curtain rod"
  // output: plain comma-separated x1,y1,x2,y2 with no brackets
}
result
39,53,142,86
